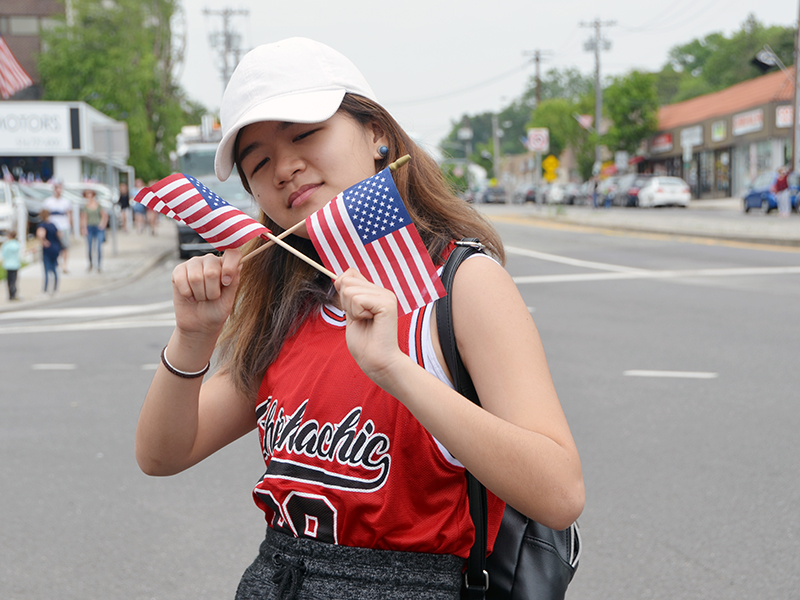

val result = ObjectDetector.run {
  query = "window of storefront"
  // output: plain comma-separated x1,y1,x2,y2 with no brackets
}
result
715,150,730,196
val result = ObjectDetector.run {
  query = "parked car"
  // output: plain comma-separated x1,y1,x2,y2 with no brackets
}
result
615,173,653,207
576,181,594,205
478,186,507,204
0,181,27,238
177,173,261,259
564,182,581,205
742,171,799,213
637,176,691,208
512,183,539,204
542,182,566,204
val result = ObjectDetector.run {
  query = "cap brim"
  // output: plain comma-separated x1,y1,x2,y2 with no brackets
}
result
215,88,346,181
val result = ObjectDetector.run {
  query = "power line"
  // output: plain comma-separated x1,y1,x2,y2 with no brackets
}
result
387,60,532,107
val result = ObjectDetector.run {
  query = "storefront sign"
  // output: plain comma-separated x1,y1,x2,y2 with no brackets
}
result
680,125,703,148
776,105,793,129
732,108,763,136
0,105,72,152
651,133,673,153
711,120,727,142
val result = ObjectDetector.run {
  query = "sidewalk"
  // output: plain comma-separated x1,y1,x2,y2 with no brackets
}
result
0,221,176,311
477,197,800,248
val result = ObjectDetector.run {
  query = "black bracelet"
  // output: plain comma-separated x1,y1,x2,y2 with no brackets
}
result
160,345,210,379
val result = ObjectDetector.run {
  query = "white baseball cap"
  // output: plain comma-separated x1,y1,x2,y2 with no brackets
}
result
214,37,378,181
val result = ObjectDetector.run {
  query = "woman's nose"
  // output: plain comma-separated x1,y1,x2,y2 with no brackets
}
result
273,151,304,187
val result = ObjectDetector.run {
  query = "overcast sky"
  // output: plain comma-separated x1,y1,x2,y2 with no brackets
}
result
177,0,796,148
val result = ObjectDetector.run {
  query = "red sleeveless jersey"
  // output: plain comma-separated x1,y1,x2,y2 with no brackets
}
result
253,301,505,558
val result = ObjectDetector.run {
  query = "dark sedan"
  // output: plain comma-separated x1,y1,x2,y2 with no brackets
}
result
743,171,799,214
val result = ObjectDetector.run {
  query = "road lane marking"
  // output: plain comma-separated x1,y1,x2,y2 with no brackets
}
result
31,364,77,370
624,370,718,379
0,301,174,321
513,265,800,285
0,317,176,335
506,246,647,273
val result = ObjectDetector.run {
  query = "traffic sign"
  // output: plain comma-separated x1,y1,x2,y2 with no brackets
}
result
526,128,549,153
542,154,559,182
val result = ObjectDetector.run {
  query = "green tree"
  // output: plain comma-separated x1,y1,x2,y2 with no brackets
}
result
661,15,795,104
603,71,659,154
38,0,198,181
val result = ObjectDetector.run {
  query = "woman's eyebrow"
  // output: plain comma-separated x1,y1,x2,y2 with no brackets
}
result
237,141,261,166
236,123,295,165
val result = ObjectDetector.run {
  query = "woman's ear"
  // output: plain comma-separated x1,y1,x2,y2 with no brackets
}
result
371,121,389,158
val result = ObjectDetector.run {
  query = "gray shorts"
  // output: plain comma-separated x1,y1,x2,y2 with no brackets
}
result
58,231,70,249
236,527,464,600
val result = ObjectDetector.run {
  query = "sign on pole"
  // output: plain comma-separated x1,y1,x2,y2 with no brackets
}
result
526,128,549,153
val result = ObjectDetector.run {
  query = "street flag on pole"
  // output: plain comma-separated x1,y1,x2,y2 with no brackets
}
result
134,173,271,250
305,167,445,314
0,35,33,99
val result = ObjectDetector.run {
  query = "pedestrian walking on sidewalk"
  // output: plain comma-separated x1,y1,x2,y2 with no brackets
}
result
131,178,147,234
42,180,72,273
135,37,583,600
1,229,22,301
773,166,792,218
118,182,131,232
36,209,62,294
80,189,109,272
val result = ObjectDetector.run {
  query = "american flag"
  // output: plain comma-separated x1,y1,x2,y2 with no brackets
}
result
134,173,271,250
0,35,33,100
306,167,445,314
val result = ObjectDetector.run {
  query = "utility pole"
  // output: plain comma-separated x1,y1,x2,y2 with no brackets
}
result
581,18,616,174
523,49,552,108
204,8,249,90
794,1,800,171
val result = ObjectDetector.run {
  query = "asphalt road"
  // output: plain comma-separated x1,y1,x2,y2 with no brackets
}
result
1,215,798,599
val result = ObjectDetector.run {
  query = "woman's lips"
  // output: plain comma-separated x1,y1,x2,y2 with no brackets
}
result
288,184,322,208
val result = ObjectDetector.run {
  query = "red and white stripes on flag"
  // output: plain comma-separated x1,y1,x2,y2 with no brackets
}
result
306,168,445,314
0,36,33,99
134,173,271,250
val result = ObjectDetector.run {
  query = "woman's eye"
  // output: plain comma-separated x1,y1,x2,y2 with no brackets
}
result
250,156,270,177
294,129,318,142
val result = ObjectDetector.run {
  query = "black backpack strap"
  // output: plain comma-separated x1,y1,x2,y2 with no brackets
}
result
435,238,489,599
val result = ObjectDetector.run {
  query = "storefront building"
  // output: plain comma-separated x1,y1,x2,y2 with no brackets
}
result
644,69,794,199
0,101,131,186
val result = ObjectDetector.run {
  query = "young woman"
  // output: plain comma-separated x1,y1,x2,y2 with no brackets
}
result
79,189,108,272
136,37,583,599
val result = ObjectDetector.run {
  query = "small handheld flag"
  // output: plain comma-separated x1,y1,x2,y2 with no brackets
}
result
134,173,271,251
306,167,446,314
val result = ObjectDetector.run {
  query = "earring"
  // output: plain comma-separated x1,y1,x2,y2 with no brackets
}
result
378,145,389,158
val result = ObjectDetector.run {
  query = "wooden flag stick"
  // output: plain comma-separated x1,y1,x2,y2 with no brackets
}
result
264,231,337,279
389,154,410,171
241,220,305,264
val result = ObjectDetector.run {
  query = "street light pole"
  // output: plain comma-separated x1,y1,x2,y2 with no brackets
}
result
794,4,800,171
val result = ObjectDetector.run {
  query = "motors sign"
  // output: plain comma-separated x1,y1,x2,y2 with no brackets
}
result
0,105,71,153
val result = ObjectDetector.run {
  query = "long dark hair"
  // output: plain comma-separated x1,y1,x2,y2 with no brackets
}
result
216,94,504,398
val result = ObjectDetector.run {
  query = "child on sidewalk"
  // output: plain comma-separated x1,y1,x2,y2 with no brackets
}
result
1,230,22,301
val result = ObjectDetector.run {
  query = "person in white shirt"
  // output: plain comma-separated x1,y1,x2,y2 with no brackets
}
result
42,181,72,273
